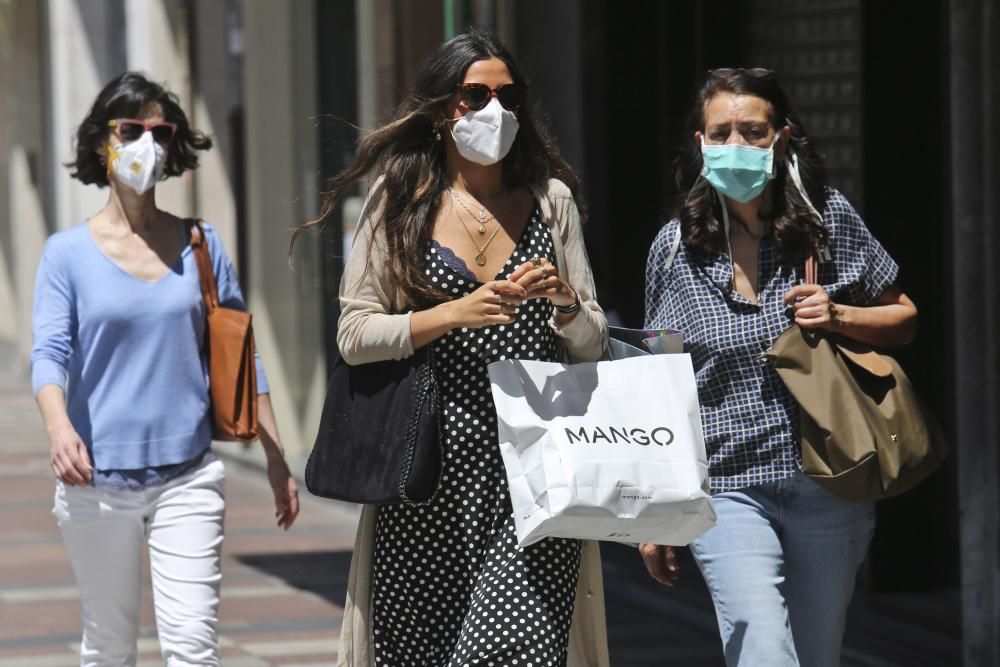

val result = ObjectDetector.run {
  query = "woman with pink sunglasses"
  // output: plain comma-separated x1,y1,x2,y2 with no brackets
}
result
31,71,299,666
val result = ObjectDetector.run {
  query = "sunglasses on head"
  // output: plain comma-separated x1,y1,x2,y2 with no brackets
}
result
708,67,776,80
108,118,177,147
456,83,525,112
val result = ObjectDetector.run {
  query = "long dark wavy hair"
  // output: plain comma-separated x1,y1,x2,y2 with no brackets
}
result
674,68,828,261
293,30,580,309
68,71,212,186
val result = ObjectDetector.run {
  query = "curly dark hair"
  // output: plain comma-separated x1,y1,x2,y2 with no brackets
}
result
673,68,828,261
292,29,580,310
67,71,212,186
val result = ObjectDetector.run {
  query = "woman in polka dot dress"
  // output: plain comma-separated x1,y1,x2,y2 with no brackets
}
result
295,31,609,666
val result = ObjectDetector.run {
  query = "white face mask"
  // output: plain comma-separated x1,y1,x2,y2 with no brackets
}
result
108,131,167,195
450,98,519,166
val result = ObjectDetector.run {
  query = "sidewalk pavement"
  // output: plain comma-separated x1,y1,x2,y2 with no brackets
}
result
0,383,361,666
0,381,726,666
0,382,954,666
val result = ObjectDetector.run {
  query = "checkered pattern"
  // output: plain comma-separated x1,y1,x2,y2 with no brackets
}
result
644,188,899,493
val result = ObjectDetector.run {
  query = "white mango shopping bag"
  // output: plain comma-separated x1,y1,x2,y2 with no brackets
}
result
488,354,716,548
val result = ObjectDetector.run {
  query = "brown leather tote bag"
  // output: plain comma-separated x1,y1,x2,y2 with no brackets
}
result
191,221,258,441
763,258,949,502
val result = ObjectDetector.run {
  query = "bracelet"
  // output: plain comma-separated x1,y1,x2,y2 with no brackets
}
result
555,293,581,314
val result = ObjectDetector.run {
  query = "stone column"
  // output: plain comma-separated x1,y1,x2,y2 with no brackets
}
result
188,0,241,257
0,0,51,378
950,0,1000,664
241,0,325,456
46,0,125,231
124,0,193,218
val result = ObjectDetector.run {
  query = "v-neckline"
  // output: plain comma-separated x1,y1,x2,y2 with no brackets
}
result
85,222,191,286
433,206,538,285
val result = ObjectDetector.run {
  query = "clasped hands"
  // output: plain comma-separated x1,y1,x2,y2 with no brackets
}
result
448,256,577,329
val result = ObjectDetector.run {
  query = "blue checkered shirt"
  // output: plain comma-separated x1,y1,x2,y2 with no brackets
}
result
644,188,899,493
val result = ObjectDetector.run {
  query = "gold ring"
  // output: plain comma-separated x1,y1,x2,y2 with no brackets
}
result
530,256,542,267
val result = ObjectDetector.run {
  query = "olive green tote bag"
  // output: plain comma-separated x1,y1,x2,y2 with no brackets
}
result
763,258,949,502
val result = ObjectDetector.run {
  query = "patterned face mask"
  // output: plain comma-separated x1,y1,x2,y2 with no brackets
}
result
700,134,779,203
108,131,167,195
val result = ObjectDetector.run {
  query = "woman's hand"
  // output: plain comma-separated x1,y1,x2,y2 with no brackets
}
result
36,385,92,486
265,454,300,530
784,283,918,348
639,543,680,586
783,283,837,330
445,279,527,329
49,423,92,486
507,257,577,308
411,280,527,350
256,394,299,530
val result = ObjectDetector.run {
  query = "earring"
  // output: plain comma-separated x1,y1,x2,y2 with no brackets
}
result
433,124,442,141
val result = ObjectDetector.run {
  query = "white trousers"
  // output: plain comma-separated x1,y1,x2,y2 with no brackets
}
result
53,457,226,667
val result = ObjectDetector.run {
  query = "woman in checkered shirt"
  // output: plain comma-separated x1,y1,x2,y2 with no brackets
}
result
641,68,917,667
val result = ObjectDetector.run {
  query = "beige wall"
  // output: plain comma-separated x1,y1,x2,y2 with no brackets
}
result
241,0,325,457
0,1,53,380
189,0,240,256
125,0,195,220
47,0,119,232
2,0,356,460
1,0,331,457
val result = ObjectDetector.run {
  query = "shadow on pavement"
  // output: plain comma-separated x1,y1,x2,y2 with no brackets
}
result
601,542,726,667
236,549,353,606
234,544,728,666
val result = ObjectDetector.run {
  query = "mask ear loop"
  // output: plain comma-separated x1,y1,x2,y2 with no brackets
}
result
787,150,823,223
699,178,736,289
788,150,832,289
787,150,832,266
689,165,738,290
714,189,732,256
718,190,737,290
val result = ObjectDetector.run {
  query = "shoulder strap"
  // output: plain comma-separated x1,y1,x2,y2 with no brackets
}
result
190,220,220,311
663,223,682,274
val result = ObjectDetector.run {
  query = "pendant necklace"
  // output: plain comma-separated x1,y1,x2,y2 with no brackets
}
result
450,188,505,235
450,190,504,266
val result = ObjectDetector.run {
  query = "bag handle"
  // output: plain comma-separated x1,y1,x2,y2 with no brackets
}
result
190,220,220,312
805,255,817,285
802,249,893,376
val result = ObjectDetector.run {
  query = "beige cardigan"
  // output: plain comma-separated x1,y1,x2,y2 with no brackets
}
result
335,177,611,667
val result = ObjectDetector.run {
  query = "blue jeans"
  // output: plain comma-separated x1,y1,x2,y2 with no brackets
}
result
690,473,875,667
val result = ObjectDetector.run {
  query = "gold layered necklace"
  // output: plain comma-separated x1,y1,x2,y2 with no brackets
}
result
449,188,505,266
450,188,498,233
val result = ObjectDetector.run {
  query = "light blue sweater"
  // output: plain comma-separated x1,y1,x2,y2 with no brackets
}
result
31,222,269,473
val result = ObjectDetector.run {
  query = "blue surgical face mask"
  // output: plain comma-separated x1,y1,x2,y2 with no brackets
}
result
700,134,780,203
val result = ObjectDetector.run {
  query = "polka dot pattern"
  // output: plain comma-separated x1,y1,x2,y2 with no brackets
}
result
371,206,582,666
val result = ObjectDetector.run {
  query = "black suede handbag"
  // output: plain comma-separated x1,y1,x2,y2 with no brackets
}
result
305,346,442,505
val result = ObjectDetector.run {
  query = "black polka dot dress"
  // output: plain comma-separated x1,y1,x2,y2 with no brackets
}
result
370,205,583,666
